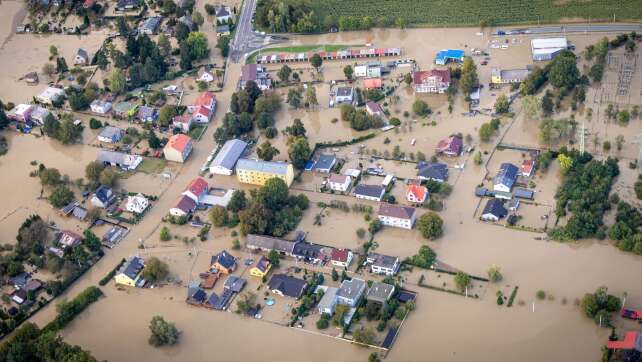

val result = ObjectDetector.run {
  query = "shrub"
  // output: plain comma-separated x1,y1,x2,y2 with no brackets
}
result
148,316,179,346
536,290,546,300
89,118,102,129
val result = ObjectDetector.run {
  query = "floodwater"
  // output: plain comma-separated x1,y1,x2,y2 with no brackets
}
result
1,6,641,360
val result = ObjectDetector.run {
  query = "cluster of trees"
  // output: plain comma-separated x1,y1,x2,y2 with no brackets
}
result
520,51,581,97
460,57,478,95
234,178,309,237
44,286,103,333
85,161,119,189
68,82,100,111
539,118,573,145
549,150,619,241
608,201,642,254
580,287,621,327
43,113,83,144
340,104,384,131
254,0,318,33
149,315,179,347
405,245,437,269
142,257,170,283
494,94,509,114
0,322,97,361
214,81,281,143
479,118,501,142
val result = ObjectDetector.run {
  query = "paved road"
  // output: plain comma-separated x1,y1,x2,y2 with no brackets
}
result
230,0,284,63
494,23,642,36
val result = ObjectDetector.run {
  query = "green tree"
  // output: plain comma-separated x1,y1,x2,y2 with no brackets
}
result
157,34,171,57
368,219,382,235
148,316,179,347
404,72,413,85
109,68,126,95
548,53,579,89
186,32,210,61
343,65,353,80
209,206,229,227
417,212,443,240
618,110,631,124
479,123,493,142
158,105,177,128
227,190,247,212
287,88,302,108
267,249,280,267
49,185,74,208
353,326,376,344
160,226,171,241
310,53,322,72
49,45,58,59
99,168,118,187
277,64,292,82
460,57,478,94
487,264,503,283
142,257,169,283
522,95,541,120
454,272,471,292
192,11,204,26
288,137,311,169
589,63,604,82
39,168,62,187
257,141,280,161
147,130,161,149
494,94,509,114
305,86,318,107
284,118,306,138
412,99,430,117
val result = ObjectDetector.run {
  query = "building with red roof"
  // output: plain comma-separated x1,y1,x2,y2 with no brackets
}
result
182,177,209,204
363,78,383,89
328,174,352,192
413,69,451,94
435,135,463,157
406,184,428,204
188,92,216,124
607,332,642,352
365,101,384,118
163,134,193,163
521,159,535,177
331,248,354,268
172,115,192,133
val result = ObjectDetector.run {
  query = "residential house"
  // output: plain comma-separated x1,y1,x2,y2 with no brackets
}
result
57,230,82,249
236,159,294,186
240,64,271,91
367,252,400,276
172,115,193,133
354,62,382,78
211,250,236,274
335,87,354,104
169,195,197,217
435,135,463,157
96,150,142,171
10,273,30,289
331,248,353,268
112,101,138,119
413,69,451,93
493,163,519,193
328,174,352,192
514,188,534,200
406,184,428,204
353,184,385,202
268,274,307,299
136,106,158,123
365,101,384,118
417,162,448,183
23,279,42,294
344,168,361,178
313,154,336,173
186,282,207,306
198,69,215,83
74,48,89,65
11,290,28,305
36,87,65,105
377,204,417,230
435,49,465,65
481,198,508,222
90,100,112,114
521,159,535,177
249,256,271,278
182,177,209,204
188,92,216,123
245,234,296,256
366,282,395,309
491,68,531,84
292,241,326,264
178,15,194,31
216,25,230,36
114,256,146,287
91,185,116,208
97,126,124,143
215,5,233,24
164,134,193,163
29,106,50,125
126,194,149,214
138,17,161,35
7,104,33,123
317,286,338,315
116,0,140,11
363,78,383,89
83,0,95,8
209,139,247,175
336,278,366,307
224,275,246,293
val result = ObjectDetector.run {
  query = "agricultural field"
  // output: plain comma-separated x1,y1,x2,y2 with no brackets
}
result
310,0,642,28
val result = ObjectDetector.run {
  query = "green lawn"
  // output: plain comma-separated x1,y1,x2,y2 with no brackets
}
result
188,125,207,140
309,0,642,28
137,158,167,174
246,44,360,64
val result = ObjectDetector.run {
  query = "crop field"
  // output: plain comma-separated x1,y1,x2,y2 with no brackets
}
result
311,0,642,27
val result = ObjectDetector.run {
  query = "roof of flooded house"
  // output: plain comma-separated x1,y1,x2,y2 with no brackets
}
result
113,101,136,113
363,78,382,89
354,184,385,198
494,163,519,188
331,248,351,262
317,287,338,311
337,278,366,301
211,139,248,171
435,135,462,155
76,48,88,59
329,174,350,184
522,159,534,173
366,101,384,114
366,282,395,302
185,177,208,196
58,230,82,247
39,86,65,99
173,195,197,213
193,92,216,108
413,69,451,84
137,105,158,119
94,185,114,203
254,256,271,273
378,203,416,220
224,275,246,293
173,115,191,124
236,158,290,175
513,188,534,200
211,250,236,269
120,256,144,280
435,49,465,62
98,126,123,139
367,252,399,269
241,64,258,82
607,332,642,352
246,234,297,254
97,150,141,166
336,87,353,97
292,241,324,259
216,5,230,17
482,198,507,218
166,134,192,152
313,154,336,171
407,184,428,201
268,274,307,298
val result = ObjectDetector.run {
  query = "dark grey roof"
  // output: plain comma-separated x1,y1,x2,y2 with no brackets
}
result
494,163,519,189
246,234,296,254
268,274,307,299
366,282,395,302
120,256,144,280
98,126,123,140
482,198,507,219
117,0,139,8
313,154,336,171
10,273,30,288
224,275,246,293
187,288,207,304
97,150,127,165
216,6,230,17
76,48,88,59
475,187,489,197
72,206,88,220
354,184,385,198
336,87,353,97
367,252,399,270
292,241,323,260
378,204,415,220
337,278,366,301
216,25,230,33
94,185,114,204
514,188,534,200
211,139,247,171
211,250,236,270
417,162,448,181
140,17,161,31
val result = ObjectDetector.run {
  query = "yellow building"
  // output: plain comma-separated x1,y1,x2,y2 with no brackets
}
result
235,158,294,186
250,256,272,278
114,256,146,287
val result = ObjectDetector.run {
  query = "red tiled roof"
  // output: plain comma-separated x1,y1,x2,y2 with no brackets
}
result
607,332,642,351
407,184,428,201
173,115,191,124
193,92,216,108
194,106,211,118
413,69,451,85
166,134,192,152
522,159,534,173
364,78,382,89
185,177,208,197
366,101,383,114
331,248,350,262
329,174,349,184
435,136,463,155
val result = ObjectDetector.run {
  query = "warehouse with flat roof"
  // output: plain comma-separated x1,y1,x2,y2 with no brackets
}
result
531,38,568,61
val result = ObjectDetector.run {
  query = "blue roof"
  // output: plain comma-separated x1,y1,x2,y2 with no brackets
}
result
211,250,236,270
417,162,448,182
123,256,144,280
211,139,247,171
514,188,534,199
95,185,113,203
494,163,519,189
482,198,508,219
313,154,336,172
435,49,465,64
268,274,307,299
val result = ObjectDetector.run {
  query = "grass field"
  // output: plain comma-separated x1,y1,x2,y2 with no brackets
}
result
310,0,642,27
246,44,359,63
137,158,167,174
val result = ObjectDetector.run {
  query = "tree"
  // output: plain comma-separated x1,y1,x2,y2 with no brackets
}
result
494,94,509,114
109,68,126,95
618,110,631,124
277,65,292,82
257,141,280,161
541,94,554,116
148,316,179,347
353,326,376,344
548,53,579,89
216,35,231,57
227,190,247,212
287,88,302,108
49,45,58,59
580,287,621,327
412,99,430,116
417,212,443,239
284,118,306,138
57,117,82,144
267,249,280,267
343,65,353,80
236,292,257,313
161,0,177,14
147,130,161,149
160,226,171,241
99,168,118,187
460,57,478,94
305,86,318,107
192,11,204,26
407,245,436,268
589,63,604,82
157,34,171,57
186,32,210,61
49,185,74,208
368,219,382,235
332,304,349,326
487,264,503,283
404,72,413,86
310,53,322,72
288,137,311,169
179,42,193,70
158,105,177,127
39,168,62,186
454,272,471,292
142,257,169,283
85,161,105,183
479,123,493,142
209,206,229,227
56,57,68,74
557,154,573,174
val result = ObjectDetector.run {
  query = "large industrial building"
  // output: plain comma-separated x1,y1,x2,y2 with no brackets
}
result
531,38,568,61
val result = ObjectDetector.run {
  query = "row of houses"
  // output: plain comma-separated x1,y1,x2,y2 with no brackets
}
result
256,47,402,64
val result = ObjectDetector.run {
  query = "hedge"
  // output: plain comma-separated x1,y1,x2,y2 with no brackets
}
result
42,286,104,333
99,258,126,286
